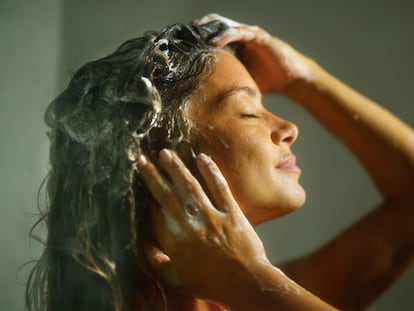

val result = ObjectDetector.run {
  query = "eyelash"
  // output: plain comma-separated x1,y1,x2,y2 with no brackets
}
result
240,114,259,119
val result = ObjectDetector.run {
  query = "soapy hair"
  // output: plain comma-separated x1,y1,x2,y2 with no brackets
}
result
25,22,218,311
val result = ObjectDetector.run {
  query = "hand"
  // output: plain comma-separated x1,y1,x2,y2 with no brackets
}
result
195,13,313,94
138,149,270,306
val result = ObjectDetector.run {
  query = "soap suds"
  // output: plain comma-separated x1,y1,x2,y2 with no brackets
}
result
262,266,302,296
278,45,313,82
162,209,188,240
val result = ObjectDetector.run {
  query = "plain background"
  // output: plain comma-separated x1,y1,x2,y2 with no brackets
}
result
1,0,413,310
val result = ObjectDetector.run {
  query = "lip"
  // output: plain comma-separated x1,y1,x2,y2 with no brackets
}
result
277,155,301,173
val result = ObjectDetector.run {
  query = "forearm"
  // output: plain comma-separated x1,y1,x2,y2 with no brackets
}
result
282,60,414,201
224,263,337,311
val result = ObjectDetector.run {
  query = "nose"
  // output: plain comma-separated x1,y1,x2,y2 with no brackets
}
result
270,116,299,146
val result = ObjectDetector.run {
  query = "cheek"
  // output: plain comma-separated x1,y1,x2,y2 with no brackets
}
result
195,125,231,157
195,123,270,183
209,137,268,197
200,125,266,173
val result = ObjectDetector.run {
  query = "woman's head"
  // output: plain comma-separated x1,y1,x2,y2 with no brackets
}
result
27,18,305,311
27,22,218,311
187,50,305,226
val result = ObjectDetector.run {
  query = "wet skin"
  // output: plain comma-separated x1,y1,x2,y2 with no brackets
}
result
141,14,414,310
187,50,306,225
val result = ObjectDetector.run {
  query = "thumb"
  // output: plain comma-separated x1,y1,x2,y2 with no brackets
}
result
145,242,171,268
144,243,183,288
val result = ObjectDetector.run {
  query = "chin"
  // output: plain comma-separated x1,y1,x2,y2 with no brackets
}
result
288,186,307,210
248,188,306,226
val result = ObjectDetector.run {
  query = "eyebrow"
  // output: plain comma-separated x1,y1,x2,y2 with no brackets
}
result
216,85,258,108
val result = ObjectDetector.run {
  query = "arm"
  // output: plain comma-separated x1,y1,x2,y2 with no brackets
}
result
281,67,414,309
281,52,414,310
196,14,414,309
139,149,337,310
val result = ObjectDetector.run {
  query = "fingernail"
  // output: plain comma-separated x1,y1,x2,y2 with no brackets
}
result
138,154,148,166
209,38,219,45
159,149,173,164
197,153,211,165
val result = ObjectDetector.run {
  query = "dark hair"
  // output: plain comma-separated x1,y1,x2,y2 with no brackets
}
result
26,22,217,311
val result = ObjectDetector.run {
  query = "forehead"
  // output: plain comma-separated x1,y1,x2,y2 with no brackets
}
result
206,50,257,95
189,50,259,113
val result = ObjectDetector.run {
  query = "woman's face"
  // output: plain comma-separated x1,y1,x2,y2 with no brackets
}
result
187,50,306,226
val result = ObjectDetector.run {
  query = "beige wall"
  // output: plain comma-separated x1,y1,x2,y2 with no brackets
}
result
2,0,413,310
0,0,63,310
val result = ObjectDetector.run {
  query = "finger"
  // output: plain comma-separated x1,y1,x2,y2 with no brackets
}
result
138,155,192,241
159,149,211,206
149,194,192,244
196,153,237,213
194,13,242,29
145,242,171,267
137,154,177,210
144,243,183,287
213,27,258,47
195,14,247,45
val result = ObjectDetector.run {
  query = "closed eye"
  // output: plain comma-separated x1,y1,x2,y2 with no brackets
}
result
240,114,259,119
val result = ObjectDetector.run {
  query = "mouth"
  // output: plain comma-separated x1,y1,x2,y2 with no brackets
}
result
277,155,301,173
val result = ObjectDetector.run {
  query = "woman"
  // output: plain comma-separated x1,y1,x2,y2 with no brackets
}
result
26,14,414,311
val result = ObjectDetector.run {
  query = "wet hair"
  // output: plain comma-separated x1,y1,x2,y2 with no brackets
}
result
25,22,218,311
